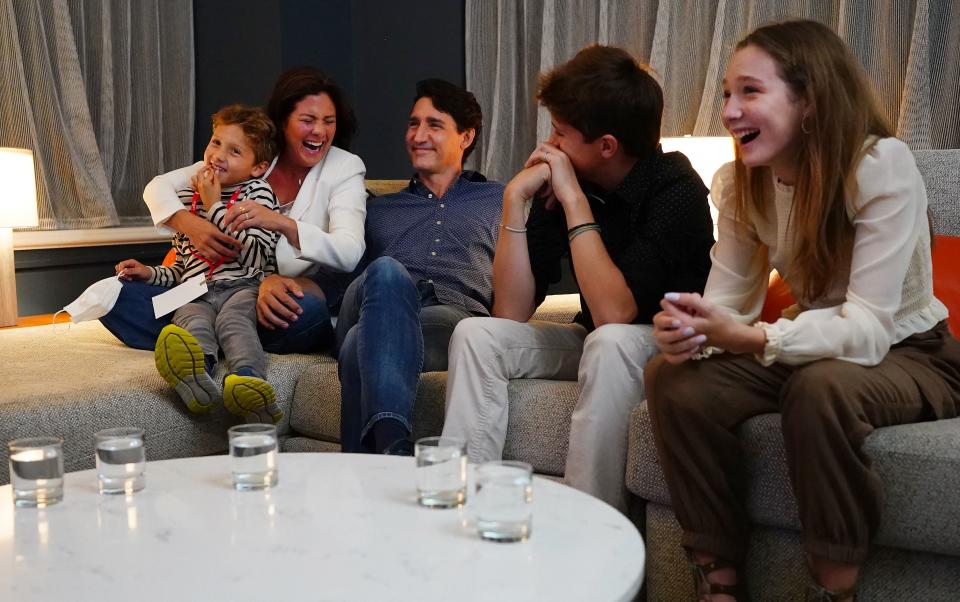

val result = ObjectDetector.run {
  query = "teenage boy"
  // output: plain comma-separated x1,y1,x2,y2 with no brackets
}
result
441,46,715,510
336,79,503,454
115,105,283,424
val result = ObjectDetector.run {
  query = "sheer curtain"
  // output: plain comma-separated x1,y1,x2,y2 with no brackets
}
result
0,0,194,230
466,0,960,182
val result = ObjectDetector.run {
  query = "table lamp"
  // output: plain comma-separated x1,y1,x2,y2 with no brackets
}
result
0,147,39,327
661,136,735,237
660,135,735,190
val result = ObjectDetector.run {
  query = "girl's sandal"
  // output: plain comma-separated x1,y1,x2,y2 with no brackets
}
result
689,555,748,601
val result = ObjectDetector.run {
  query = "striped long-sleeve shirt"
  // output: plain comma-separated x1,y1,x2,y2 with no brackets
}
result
147,178,279,286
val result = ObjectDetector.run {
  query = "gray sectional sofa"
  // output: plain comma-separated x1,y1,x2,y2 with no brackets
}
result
0,291,581,485
3,151,958,601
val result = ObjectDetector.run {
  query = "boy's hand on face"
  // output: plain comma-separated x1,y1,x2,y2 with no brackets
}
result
115,258,151,282
504,161,552,220
525,142,585,212
191,165,222,211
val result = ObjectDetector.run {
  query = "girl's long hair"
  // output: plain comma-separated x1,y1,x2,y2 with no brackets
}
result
733,20,893,301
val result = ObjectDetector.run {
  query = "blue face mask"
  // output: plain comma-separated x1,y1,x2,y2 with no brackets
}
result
58,275,123,323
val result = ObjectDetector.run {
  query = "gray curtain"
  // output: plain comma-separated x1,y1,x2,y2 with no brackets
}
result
466,0,960,182
0,0,194,229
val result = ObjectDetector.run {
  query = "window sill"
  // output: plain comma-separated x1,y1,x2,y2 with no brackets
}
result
13,226,169,250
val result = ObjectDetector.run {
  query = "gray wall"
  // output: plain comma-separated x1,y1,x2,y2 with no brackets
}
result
16,0,466,315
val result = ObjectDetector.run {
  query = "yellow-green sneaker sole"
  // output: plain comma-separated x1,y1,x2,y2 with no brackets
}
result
155,324,220,413
223,374,282,424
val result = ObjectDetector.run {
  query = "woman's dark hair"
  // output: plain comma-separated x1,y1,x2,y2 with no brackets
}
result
538,45,663,159
414,78,483,161
266,67,358,152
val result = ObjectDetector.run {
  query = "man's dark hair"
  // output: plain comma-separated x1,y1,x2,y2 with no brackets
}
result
267,67,358,152
538,45,663,158
413,78,483,162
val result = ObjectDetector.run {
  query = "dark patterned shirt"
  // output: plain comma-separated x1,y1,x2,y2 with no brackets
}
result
361,171,504,315
147,179,279,286
526,147,714,329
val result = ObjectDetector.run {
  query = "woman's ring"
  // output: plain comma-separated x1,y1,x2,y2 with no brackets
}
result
240,206,247,214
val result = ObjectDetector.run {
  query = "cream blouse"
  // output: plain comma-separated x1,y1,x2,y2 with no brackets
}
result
705,137,948,366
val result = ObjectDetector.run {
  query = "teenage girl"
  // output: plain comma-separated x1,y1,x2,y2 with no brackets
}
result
646,19,960,601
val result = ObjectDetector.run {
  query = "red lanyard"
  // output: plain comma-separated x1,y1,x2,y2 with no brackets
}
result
188,187,243,278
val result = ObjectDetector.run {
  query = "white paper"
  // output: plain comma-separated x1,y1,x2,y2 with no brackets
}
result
152,275,208,319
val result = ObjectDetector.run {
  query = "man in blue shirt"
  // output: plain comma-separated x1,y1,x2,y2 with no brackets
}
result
336,79,504,454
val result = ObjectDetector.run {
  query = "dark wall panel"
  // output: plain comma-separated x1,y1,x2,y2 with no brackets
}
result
193,0,283,159
350,1,466,178
193,0,465,177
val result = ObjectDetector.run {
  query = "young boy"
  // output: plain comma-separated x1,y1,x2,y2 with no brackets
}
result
116,104,283,424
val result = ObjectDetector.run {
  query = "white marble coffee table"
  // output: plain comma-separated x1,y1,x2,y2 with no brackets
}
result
0,453,644,601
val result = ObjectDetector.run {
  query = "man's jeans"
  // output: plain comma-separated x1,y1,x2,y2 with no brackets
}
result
99,279,334,354
336,256,475,453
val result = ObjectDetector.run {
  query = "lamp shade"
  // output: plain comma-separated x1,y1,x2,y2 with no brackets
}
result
660,136,735,191
0,147,39,228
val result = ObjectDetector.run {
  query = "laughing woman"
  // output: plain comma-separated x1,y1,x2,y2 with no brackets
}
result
645,20,960,601
101,67,366,353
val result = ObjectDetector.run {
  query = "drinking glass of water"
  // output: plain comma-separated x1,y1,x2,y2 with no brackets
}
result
414,436,467,508
474,460,533,542
8,437,64,507
228,423,278,491
94,427,146,494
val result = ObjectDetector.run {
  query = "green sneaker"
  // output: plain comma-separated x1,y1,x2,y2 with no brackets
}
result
154,324,220,413
223,374,282,424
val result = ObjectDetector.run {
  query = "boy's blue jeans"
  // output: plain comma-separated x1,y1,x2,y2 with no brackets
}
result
99,279,334,354
336,257,475,453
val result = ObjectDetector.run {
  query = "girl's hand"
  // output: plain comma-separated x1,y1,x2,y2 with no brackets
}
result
115,258,151,282
658,292,766,356
652,309,707,364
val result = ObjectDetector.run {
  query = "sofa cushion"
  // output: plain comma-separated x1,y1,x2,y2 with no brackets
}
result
288,363,449,443
288,294,585,474
2,320,319,484
627,402,960,555
289,370,579,476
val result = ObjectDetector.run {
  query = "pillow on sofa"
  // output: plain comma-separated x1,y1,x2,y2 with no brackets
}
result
760,236,959,337
760,270,794,324
162,247,176,266
932,235,960,337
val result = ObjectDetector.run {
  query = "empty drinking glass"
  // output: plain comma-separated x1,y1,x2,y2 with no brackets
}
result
414,436,467,508
95,427,146,494
229,423,278,490
8,437,64,507
474,460,533,542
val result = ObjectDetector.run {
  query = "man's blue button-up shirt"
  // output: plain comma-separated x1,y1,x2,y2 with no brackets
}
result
363,170,504,315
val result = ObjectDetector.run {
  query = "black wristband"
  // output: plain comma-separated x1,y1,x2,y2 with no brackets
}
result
567,222,601,242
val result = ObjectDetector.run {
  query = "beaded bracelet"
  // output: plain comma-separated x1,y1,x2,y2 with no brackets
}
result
501,223,527,233
567,222,601,242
